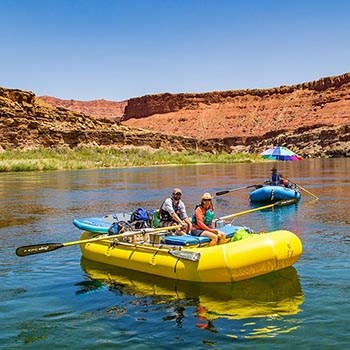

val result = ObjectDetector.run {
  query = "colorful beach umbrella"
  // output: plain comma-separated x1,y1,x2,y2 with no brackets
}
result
260,146,303,161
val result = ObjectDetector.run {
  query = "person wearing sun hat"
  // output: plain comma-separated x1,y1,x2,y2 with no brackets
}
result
159,188,192,234
271,166,288,186
191,192,225,246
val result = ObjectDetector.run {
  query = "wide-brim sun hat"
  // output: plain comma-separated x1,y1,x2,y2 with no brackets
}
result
201,192,213,201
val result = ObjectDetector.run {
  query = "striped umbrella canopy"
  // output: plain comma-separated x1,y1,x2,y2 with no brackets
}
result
260,146,303,161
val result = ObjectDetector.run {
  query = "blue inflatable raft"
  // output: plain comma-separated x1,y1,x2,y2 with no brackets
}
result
249,185,301,203
73,213,132,234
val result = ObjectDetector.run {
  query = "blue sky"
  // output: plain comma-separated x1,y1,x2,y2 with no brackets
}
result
1,0,349,101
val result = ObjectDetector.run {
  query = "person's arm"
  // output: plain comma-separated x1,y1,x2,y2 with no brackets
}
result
170,212,185,225
163,199,185,225
178,201,192,227
176,202,192,233
184,216,192,228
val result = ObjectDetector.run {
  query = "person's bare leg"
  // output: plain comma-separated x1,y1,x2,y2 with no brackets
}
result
201,231,218,246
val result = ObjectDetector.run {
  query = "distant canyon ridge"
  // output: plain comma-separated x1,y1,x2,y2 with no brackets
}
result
1,72,350,157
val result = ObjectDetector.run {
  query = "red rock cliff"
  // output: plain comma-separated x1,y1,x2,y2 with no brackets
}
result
0,87,227,153
122,73,350,140
4,72,350,158
39,96,127,121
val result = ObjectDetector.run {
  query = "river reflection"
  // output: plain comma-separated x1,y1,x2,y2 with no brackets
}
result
80,258,304,338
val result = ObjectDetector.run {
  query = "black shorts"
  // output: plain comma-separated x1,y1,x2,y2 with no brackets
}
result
191,229,204,236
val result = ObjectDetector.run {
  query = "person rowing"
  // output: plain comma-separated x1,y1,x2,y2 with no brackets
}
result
270,166,290,187
159,188,192,235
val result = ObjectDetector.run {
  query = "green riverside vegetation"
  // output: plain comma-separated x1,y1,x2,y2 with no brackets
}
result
0,147,263,172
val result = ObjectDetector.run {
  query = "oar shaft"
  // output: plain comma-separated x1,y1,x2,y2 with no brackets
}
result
63,233,132,247
65,224,182,247
287,179,319,200
219,203,275,220
297,184,319,200
216,185,257,196
219,199,296,221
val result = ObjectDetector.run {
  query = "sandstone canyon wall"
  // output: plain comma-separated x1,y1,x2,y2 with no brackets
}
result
39,96,127,121
121,73,350,157
4,72,350,157
0,87,228,153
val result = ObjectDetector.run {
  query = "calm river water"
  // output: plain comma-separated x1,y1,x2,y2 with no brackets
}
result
1,159,349,349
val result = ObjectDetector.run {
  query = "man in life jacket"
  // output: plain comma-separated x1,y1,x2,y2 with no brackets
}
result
271,166,281,186
159,188,192,235
271,167,289,187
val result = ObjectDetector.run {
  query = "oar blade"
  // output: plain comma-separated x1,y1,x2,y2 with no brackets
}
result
215,190,229,196
275,198,298,207
16,243,64,257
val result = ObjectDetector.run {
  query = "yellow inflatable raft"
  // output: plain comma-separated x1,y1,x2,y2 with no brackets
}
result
79,226,302,283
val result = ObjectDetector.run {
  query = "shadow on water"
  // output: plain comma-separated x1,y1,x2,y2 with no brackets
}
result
79,258,304,337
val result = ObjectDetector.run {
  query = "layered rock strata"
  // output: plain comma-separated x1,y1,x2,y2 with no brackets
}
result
122,73,350,141
3,72,350,157
0,87,227,153
120,72,350,157
216,124,350,158
39,96,127,121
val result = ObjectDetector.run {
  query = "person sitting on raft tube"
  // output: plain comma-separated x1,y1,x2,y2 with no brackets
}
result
191,193,225,246
271,167,290,187
159,188,192,235
271,166,281,186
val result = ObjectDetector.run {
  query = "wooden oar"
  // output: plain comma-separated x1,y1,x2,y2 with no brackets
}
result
219,199,297,220
15,225,181,257
216,185,258,196
287,179,319,200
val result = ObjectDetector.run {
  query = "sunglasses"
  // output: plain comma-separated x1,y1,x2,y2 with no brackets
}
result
202,199,211,202
174,193,182,196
